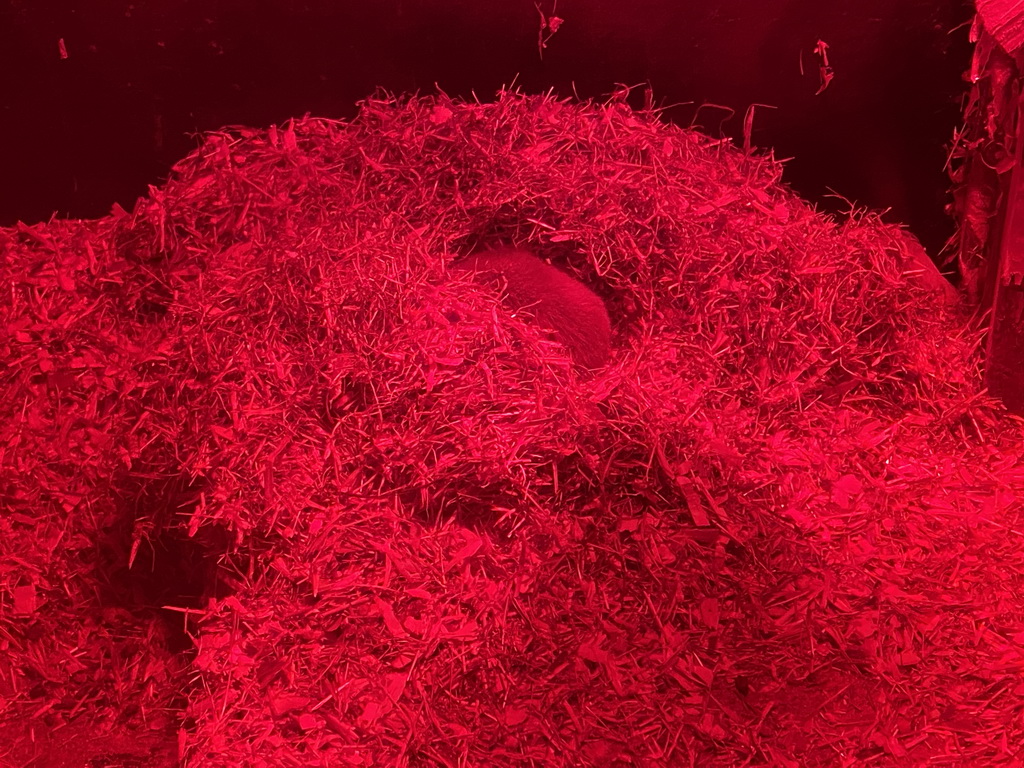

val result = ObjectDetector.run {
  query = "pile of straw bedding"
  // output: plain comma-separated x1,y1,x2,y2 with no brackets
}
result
2,91,1023,767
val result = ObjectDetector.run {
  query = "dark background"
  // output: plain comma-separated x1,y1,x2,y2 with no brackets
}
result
1,0,972,257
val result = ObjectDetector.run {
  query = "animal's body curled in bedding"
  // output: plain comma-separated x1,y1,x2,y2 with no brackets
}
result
452,248,612,370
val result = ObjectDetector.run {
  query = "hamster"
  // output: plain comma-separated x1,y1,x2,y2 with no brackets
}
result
453,248,612,370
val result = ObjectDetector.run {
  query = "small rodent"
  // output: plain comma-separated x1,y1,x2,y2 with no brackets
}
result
452,248,612,370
